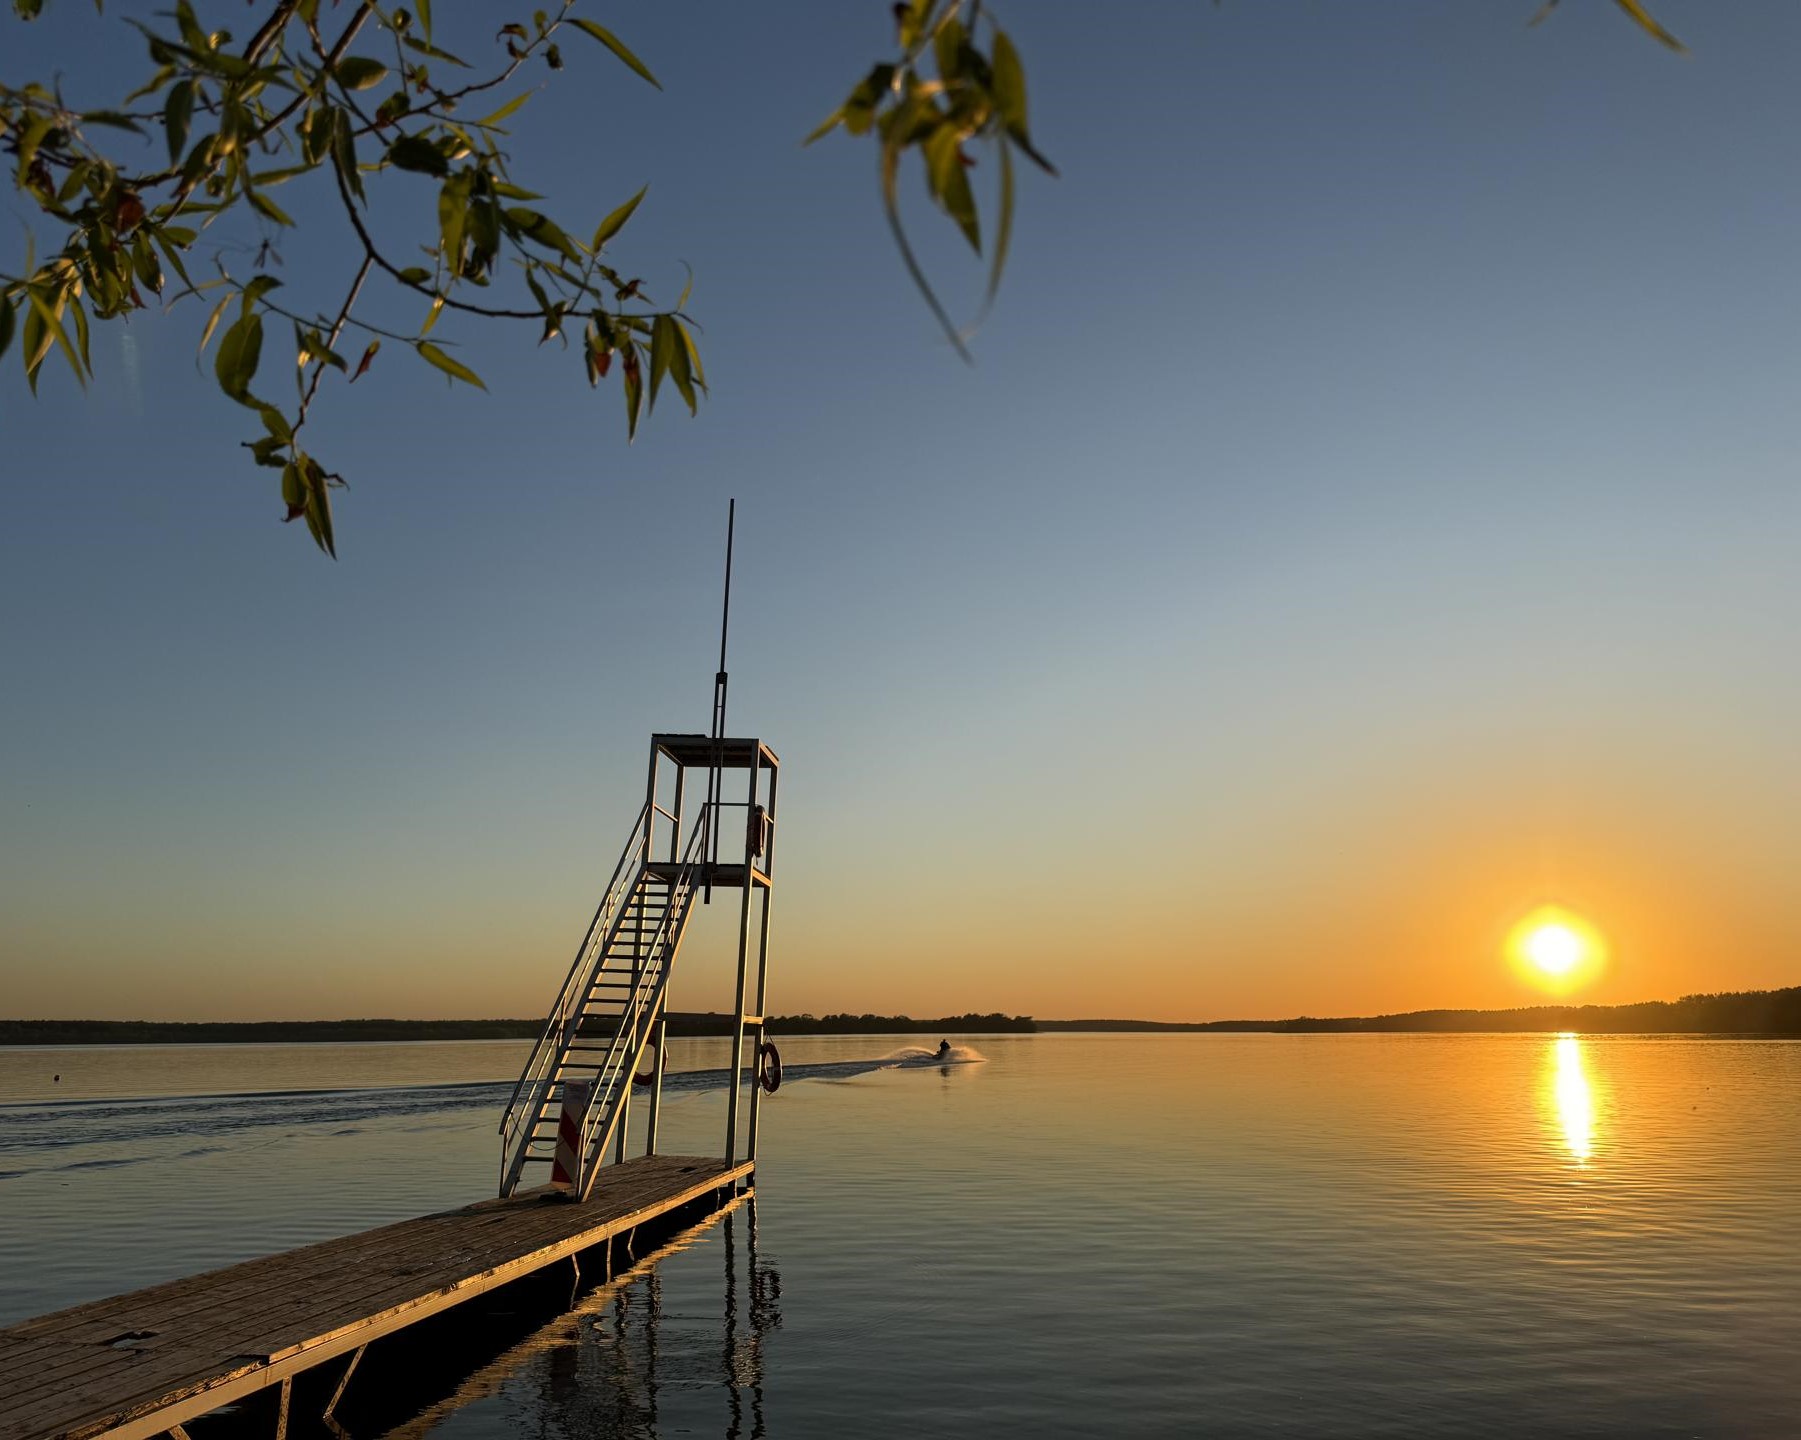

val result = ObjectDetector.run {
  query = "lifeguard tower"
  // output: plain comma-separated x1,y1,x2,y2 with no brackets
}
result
498,506,779,1201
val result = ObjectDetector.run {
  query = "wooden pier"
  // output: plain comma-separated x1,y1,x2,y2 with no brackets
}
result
0,1155,751,1440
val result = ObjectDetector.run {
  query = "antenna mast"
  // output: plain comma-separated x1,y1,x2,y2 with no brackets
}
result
704,500,735,901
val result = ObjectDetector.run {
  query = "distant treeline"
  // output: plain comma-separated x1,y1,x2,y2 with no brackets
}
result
6,991,1799,1045
0,1018,545,1046
760,1011,1034,1035
0,1012,1037,1046
1041,986,1801,1036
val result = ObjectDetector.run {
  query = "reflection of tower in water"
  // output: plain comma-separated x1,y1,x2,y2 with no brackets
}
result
570,1197,780,1440
364,1195,781,1439
722,1203,782,1439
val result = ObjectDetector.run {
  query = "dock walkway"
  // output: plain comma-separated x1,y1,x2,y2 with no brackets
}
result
0,1154,751,1440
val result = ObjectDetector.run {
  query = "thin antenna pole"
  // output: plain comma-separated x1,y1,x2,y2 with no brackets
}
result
719,499,735,677
705,500,735,903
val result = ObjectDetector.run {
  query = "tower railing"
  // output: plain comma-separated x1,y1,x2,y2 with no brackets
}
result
567,806,712,1197
498,799,651,1185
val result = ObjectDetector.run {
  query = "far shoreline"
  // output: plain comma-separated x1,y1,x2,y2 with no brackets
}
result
4,986,1799,1044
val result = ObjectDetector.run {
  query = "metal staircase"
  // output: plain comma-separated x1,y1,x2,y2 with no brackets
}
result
498,800,710,1200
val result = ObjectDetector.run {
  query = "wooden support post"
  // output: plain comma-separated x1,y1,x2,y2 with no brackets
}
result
615,1059,632,1167
746,758,777,1164
322,1345,364,1423
745,886,775,1164
168,1426,193,1440
723,751,759,1165
273,1376,292,1440
645,1012,668,1156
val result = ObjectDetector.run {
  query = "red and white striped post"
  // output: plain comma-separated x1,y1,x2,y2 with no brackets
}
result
550,1079,590,1195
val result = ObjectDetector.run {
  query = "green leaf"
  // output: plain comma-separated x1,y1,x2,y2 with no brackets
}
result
990,30,1028,136
164,79,195,163
474,90,533,127
81,110,144,133
666,318,698,415
988,32,1057,176
214,312,264,399
332,107,364,201
404,34,470,66
240,275,282,315
985,136,1015,314
880,139,969,363
591,185,646,251
1611,0,1685,51
300,456,337,558
621,346,642,440
24,288,83,388
396,266,431,285
678,319,706,391
152,228,195,290
259,404,293,442
197,291,232,359
296,331,346,373
335,56,389,91
387,133,449,175
802,107,844,145
417,0,432,40
505,207,583,264
438,172,471,275
302,103,336,166
924,126,980,253
896,0,933,51
0,299,13,363
14,115,54,188
20,301,47,392
131,235,165,293
246,189,296,226
648,313,676,413
251,165,313,189
933,17,966,81
842,64,896,137
415,340,486,389
70,295,90,374
567,18,660,90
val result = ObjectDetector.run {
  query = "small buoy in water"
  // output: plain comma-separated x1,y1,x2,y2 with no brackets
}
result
52,1075,60,1083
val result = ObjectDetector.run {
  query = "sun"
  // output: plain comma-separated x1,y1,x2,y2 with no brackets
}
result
1506,906,1607,995
1525,923,1582,976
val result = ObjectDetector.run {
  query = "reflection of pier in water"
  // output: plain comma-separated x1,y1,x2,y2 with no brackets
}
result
377,1197,781,1440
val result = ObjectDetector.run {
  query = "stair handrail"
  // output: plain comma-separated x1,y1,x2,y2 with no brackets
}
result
499,799,651,1166
574,807,711,1196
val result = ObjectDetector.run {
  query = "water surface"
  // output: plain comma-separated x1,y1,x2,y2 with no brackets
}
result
3,1033,1797,1437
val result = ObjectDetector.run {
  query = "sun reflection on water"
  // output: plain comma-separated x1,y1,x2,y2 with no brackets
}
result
1551,1034,1595,1164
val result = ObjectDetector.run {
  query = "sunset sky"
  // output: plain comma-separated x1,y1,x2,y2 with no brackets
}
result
5,1,1800,1023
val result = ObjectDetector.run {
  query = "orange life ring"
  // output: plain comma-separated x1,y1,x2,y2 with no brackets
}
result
632,1043,658,1088
756,1041,782,1094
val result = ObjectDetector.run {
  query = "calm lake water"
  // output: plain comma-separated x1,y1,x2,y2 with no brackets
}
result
3,1033,1799,1437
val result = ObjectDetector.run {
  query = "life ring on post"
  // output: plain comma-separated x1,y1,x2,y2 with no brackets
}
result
756,1041,782,1094
632,1043,658,1088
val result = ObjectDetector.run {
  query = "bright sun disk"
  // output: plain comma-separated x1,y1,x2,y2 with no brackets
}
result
1505,906,1607,995
1525,923,1583,976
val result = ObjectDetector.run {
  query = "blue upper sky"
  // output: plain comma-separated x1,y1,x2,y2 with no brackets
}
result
5,1,1799,1021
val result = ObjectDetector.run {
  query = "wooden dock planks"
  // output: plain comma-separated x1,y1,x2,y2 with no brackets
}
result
0,1154,751,1440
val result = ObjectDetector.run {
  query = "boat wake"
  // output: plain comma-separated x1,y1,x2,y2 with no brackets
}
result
0,1046,987,1179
